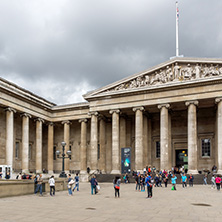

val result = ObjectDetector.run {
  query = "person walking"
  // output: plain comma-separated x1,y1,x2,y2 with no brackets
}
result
211,175,216,189
34,174,43,196
145,174,153,198
215,175,221,191
171,174,177,190
181,173,187,188
89,175,97,195
67,174,74,196
188,174,194,187
72,173,80,192
203,174,208,185
48,175,55,196
113,176,121,198
154,174,160,187
135,173,141,191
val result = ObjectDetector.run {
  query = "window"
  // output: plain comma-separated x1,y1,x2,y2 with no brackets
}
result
97,144,100,160
15,142,19,159
202,138,211,157
156,141,160,158
29,144,32,160
53,146,56,160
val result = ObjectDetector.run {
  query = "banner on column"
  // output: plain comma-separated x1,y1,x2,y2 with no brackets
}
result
121,147,131,174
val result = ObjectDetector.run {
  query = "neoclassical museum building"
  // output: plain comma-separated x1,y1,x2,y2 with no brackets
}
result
1,57,222,178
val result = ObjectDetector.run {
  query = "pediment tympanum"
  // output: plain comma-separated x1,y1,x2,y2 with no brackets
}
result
84,58,222,100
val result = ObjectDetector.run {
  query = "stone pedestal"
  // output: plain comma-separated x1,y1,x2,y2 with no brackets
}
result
186,101,199,174
158,104,170,171
110,109,121,174
133,107,144,172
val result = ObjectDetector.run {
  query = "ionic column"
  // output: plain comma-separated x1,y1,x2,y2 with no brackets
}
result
5,108,16,167
99,116,106,173
89,112,99,171
62,120,71,172
133,107,144,172
47,122,54,174
21,113,31,173
35,118,44,173
109,109,121,174
158,104,170,171
185,100,199,174
79,119,88,174
216,98,222,174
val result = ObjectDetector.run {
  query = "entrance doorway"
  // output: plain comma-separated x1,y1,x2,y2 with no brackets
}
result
175,149,188,171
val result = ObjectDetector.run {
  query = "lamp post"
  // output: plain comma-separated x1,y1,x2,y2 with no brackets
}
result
56,142,72,178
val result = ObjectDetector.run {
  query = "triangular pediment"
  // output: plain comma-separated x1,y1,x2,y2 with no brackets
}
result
83,57,222,100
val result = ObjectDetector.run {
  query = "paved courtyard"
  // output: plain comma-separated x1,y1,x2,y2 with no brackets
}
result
0,182,221,222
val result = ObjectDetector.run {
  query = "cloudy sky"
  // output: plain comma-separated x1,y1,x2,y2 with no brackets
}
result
0,0,222,105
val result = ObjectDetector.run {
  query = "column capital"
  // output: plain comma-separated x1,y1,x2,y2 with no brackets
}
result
5,107,16,113
35,118,45,123
109,109,121,115
88,111,99,117
185,100,199,107
79,118,88,123
215,97,222,104
61,120,72,125
132,106,145,112
157,104,170,110
21,113,32,118
47,122,54,126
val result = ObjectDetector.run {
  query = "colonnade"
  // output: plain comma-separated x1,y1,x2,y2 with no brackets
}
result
3,97,222,174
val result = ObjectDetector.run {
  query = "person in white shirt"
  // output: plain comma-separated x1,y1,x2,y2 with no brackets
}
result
48,175,55,196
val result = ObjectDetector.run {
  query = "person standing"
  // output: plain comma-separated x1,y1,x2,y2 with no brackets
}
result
163,173,168,188
145,174,152,198
203,174,208,185
89,175,97,195
215,175,221,191
188,174,194,187
113,176,121,198
72,173,80,192
48,175,55,196
35,174,43,196
67,174,74,196
171,174,177,190
211,175,216,189
181,173,187,188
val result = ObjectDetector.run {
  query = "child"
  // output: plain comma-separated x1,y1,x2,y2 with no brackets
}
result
171,174,177,190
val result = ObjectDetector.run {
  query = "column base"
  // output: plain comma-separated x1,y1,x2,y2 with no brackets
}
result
22,169,29,174
188,169,199,174
80,171,88,182
216,170,222,175
48,170,54,175
111,170,121,174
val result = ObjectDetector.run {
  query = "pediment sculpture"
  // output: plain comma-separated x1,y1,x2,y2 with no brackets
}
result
110,63,222,92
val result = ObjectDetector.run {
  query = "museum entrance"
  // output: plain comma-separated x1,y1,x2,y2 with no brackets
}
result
175,149,188,172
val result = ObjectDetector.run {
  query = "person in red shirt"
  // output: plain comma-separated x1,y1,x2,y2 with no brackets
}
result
215,175,221,191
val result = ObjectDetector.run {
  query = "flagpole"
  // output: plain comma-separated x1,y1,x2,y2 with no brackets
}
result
176,1,179,57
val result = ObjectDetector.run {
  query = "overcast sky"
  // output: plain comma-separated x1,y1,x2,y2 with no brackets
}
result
0,0,222,105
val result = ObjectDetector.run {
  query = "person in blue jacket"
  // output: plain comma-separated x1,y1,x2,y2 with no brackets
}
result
89,175,98,195
145,174,153,198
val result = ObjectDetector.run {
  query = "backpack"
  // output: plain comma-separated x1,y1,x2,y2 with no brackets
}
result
34,177,38,184
16,175,19,179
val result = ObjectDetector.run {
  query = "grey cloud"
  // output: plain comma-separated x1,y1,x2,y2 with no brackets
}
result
0,0,222,104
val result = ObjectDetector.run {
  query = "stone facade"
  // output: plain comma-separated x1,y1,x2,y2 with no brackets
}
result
0,57,222,175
